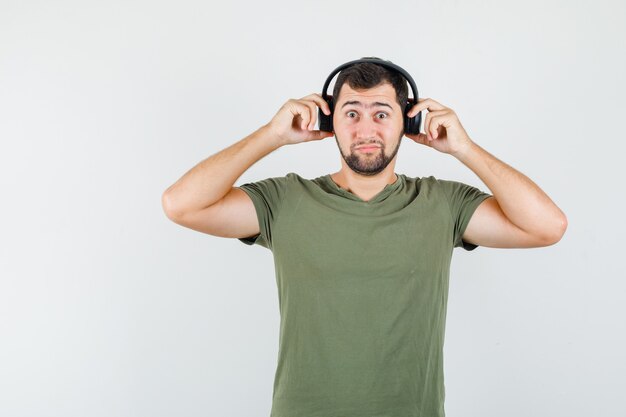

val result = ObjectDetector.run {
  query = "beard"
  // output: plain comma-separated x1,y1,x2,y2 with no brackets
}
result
335,132,403,176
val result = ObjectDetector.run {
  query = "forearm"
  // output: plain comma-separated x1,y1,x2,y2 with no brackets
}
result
453,140,567,239
162,124,282,217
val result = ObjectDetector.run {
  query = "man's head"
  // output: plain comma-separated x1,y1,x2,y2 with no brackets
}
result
332,58,409,117
331,58,409,176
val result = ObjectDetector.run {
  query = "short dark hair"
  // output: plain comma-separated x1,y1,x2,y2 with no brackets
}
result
332,56,409,114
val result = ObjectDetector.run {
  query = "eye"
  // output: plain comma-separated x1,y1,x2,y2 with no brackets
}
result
377,112,388,119
347,111,357,118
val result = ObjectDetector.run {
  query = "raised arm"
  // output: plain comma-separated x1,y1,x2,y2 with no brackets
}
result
405,98,567,249
454,141,567,248
161,93,333,238
161,125,283,237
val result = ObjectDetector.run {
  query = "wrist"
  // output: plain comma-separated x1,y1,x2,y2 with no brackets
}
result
451,138,476,161
258,124,287,149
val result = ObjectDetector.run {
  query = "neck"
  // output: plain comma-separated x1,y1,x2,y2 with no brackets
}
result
330,168,398,202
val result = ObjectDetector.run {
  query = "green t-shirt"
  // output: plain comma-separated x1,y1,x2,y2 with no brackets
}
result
237,172,492,417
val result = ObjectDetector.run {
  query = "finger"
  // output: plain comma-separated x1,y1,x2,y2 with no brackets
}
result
423,110,447,139
300,93,331,115
407,98,447,117
300,100,319,130
423,111,432,139
428,114,446,139
290,100,312,130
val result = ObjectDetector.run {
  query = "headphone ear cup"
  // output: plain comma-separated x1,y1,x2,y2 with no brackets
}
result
403,104,410,134
319,96,334,132
404,105,421,135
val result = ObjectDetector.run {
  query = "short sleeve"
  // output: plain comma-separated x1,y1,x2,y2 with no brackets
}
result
438,179,493,251
236,174,289,250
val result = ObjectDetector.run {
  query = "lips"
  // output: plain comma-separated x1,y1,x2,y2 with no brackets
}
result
356,145,381,151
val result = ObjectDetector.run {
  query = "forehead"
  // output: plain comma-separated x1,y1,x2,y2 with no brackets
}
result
336,82,399,109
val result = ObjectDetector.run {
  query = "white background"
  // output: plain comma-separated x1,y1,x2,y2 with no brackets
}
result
1,0,624,416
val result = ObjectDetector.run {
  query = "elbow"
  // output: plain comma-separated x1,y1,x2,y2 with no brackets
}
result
543,214,568,246
162,191,182,221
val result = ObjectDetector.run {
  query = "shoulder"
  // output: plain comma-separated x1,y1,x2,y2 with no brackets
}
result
401,174,441,195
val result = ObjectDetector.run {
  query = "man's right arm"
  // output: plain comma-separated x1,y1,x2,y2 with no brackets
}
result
161,124,283,238
161,93,333,238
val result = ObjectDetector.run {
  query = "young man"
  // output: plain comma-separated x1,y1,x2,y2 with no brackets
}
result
162,60,567,416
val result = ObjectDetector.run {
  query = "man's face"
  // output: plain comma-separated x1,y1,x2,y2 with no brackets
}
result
332,82,404,176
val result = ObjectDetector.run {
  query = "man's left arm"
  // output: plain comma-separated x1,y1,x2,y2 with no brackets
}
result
406,98,568,249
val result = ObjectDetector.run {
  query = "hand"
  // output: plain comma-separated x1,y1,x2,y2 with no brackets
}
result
404,98,473,157
266,93,335,146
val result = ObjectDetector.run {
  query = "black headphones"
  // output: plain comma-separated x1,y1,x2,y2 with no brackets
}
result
318,58,422,135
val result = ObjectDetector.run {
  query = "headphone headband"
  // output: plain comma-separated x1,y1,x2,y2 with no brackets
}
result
318,58,422,134
320,58,419,106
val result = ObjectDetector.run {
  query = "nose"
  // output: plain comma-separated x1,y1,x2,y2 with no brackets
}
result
354,116,378,140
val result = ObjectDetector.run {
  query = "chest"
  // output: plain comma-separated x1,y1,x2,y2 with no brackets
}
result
272,199,453,280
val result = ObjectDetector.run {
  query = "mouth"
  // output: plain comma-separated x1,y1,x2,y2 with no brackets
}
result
356,145,381,152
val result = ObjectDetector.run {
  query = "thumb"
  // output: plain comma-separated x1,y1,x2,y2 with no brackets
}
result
307,130,334,141
408,133,431,147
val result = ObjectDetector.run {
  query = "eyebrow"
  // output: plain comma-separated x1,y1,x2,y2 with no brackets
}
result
340,100,393,111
